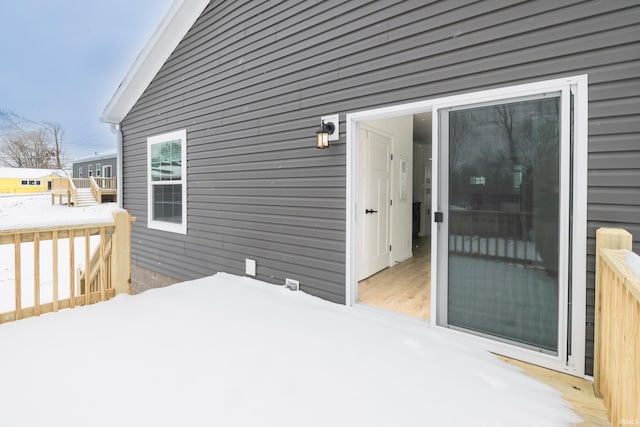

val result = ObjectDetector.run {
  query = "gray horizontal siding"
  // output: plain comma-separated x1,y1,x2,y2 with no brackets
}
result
121,0,640,374
72,157,117,178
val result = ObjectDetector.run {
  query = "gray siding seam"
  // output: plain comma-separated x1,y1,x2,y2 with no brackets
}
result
135,1,636,113
133,1,594,114
128,38,639,132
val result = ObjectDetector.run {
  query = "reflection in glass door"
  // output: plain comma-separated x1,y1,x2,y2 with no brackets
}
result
440,94,565,354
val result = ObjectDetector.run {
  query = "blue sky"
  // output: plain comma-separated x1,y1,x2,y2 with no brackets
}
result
0,0,174,162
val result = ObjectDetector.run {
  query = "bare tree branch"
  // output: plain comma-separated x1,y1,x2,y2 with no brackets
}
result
1,129,55,168
0,110,66,169
0,108,28,133
41,122,64,169
449,111,471,172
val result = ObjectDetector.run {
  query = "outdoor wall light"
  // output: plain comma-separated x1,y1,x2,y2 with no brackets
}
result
316,120,334,149
316,115,339,149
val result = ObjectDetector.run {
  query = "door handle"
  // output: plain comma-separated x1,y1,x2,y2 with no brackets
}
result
365,209,378,214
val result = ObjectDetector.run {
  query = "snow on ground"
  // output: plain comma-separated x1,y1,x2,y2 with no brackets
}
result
0,273,581,427
0,195,117,312
0,194,116,230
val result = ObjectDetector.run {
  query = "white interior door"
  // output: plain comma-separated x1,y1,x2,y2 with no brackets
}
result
358,127,391,281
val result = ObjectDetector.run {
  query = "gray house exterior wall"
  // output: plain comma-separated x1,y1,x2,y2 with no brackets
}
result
120,0,640,375
72,155,118,178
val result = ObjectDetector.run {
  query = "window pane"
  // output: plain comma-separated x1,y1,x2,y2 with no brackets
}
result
150,143,162,180
152,184,182,224
446,96,561,353
151,140,182,181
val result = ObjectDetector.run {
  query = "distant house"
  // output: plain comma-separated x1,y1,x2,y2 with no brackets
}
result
102,1,640,379
0,168,64,194
72,154,117,179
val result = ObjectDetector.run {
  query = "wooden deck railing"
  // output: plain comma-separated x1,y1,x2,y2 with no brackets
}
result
93,177,116,191
0,210,134,324
71,178,91,189
594,228,640,424
89,176,100,203
89,177,117,203
50,176,116,205
449,210,543,266
51,176,78,206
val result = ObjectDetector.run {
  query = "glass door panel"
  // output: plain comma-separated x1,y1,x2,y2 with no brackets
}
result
444,96,562,354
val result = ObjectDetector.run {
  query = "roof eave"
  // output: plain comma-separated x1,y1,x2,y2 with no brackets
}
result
101,0,210,124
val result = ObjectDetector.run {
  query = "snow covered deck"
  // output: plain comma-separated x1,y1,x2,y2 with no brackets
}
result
0,272,585,426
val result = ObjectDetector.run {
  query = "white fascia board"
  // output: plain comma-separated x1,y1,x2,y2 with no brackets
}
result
101,0,210,124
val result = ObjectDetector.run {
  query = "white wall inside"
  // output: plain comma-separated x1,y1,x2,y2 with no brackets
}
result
413,144,426,234
413,113,432,236
363,116,413,264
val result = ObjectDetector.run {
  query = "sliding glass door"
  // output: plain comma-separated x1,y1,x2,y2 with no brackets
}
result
437,91,571,355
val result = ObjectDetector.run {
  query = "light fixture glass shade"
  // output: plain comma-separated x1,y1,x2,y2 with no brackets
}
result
316,120,331,149
317,130,330,149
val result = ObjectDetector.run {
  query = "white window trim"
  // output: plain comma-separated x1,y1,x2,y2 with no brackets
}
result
79,167,83,178
346,75,588,377
102,165,112,178
88,165,93,177
147,129,187,234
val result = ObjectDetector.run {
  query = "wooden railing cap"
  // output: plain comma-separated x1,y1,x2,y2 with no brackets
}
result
600,248,640,302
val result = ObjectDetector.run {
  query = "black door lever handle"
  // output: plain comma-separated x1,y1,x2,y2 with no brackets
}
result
365,209,379,214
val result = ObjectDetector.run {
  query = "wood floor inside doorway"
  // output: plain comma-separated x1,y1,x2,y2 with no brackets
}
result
358,235,431,320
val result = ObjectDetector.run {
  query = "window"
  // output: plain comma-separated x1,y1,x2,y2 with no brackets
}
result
79,167,83,178
96,163,101,177
21,180,27,185
147,129,187,234
469,176,486,186
103,165,112,178
88,165,93,177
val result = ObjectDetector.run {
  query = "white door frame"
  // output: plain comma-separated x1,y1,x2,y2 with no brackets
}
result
345,75,588,377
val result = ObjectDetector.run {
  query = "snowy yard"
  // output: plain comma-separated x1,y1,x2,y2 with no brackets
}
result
0,195,582,426
0,194,116,230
